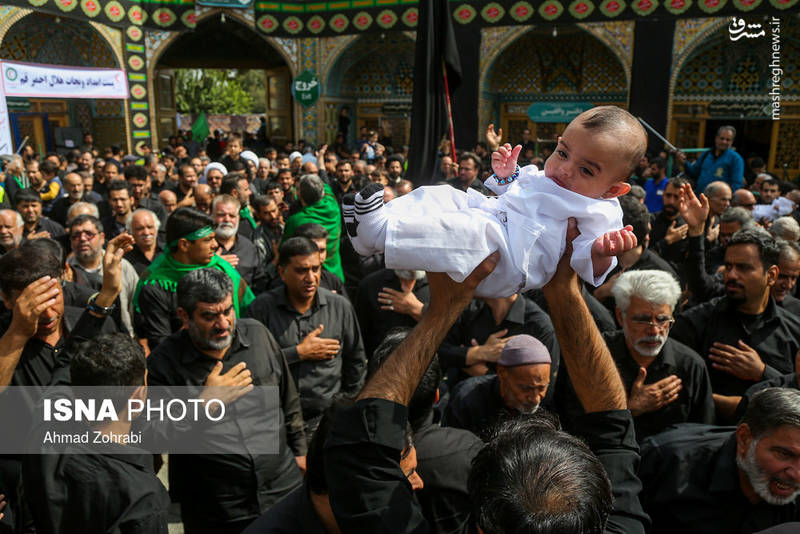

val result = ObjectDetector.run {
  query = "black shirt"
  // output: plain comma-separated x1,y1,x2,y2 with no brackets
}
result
650,211,689,276
640,425,800,533
413,412,483,534
147,319,306,526
124,244,162,276
22,444,170,534
445,177,491,196
218,235,267,294
439,294,560,389
443,374,522,440
526,283,618,333
324,399,647,534
356,269,430,359
779,295,800,317
556,331,715,441
241,483,325,534
249,286,367,421
6,306,117,387
137,196,168,225
735,372,798,419
101,215,127,241
671,296,800,396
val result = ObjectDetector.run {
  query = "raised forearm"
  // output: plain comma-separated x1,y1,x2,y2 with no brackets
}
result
357,300,462,405
0,330,28,387
544,281,626,412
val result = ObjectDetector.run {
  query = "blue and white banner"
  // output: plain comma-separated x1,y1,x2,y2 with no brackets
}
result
1,60,129,99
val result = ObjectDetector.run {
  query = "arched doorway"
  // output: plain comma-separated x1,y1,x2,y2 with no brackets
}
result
670,24,800,177
484,26,628,149
324,32,415,149
150,12,294,149
0,12,124,153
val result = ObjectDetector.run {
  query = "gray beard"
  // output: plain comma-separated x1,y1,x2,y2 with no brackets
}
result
188,319,234,352
737,440,800,505
215,222,239,240
394,269,426,281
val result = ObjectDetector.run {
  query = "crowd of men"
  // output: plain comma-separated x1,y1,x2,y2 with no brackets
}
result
1,123,800,534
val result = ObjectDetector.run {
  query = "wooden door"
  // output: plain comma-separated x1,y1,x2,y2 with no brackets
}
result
155,69,176,148
265,67,293,145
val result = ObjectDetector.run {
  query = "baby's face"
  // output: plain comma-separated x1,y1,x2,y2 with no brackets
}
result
544,121,630,199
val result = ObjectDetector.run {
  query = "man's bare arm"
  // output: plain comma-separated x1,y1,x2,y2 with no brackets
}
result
543,219,626,412
358,253,499,405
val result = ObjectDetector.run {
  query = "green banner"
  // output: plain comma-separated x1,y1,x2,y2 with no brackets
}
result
527,102,593,123
292,69,320,109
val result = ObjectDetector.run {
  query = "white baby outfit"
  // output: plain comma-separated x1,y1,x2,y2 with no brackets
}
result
367,165,622,298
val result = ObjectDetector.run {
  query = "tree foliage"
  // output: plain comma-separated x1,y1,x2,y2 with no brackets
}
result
175,69,255,114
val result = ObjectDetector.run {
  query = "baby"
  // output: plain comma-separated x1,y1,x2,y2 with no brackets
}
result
343,106,646,298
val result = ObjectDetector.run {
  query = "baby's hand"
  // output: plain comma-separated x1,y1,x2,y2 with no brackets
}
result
491,143,522,178
592,226,638,257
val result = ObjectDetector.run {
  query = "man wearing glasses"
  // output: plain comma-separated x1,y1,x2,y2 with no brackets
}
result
558,269,715,441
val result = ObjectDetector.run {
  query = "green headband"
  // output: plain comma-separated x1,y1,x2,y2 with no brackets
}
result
168,225,214,250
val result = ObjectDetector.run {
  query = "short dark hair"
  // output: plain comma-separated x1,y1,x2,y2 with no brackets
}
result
650,157,666,171
460,152,482,173
741,388,800,439
727,227,780,269
294,222,328,241
177,268,233,316
220,175,244,196
40,159,59,177
14,188,42,205
68,214,103,235
620,194,650,245
278,237,319,268
25,238,66,267
469,412,613,534
165,207,214,245
124,165,148,181
71,333,146,390
762,178,781,189
369,328,441,430
251,194,273,210
178,164,195,178
0,240,64,295
666,177,690,191
265,180,281,192
107,179,132,196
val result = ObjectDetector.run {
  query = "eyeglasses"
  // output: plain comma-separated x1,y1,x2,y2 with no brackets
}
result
71,230,98,240
627,314,675,329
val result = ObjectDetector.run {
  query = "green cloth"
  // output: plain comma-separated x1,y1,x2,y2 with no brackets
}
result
191,111,210,144
240,206,257,230
282,183,344,282
132,251,255,316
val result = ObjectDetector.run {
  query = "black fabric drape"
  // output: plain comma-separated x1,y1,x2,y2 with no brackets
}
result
406,0,462,185
629,20,675,153
451,26,481,152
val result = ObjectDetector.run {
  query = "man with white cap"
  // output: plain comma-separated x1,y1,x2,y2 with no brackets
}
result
443,334,551,438
202,162,227,194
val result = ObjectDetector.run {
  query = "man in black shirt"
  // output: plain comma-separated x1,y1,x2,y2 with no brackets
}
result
672,187,800,420
559,269,714,441
649,178,690,275
438,292,559,388
147,268,306,534
124,208,163,276
640,388,800,534
290,223,345,295
102,180,134,241
16,188,66,244
124,164,168,225
774,241,800,316
0,235,129,532
444,334,552,439
446,152,491,195
323,226,648,533
356,268,429,359
212,194,266,293
250,237,366,434
23,334,170,534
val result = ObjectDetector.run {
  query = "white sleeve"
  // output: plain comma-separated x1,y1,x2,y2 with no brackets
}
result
568,200,623,287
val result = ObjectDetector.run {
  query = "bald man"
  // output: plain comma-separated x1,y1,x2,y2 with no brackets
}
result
0,209,23,254
159,189,177,214
194,184,213,214
732,189,756,212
